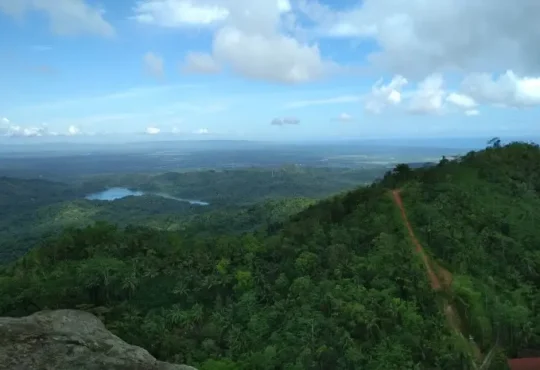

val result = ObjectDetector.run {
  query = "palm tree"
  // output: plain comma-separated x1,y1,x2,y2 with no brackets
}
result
487,137,501,148
121,271,138,298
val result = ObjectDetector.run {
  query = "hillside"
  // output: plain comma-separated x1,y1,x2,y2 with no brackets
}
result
0,167,379,263
0,176,82,213
1,142,540,369
77,166,386,206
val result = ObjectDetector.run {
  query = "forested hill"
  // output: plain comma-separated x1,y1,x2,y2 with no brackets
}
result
2,142,540,369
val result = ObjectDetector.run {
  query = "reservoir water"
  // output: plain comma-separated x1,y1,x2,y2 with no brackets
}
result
86,187,143,201
85,187,209,205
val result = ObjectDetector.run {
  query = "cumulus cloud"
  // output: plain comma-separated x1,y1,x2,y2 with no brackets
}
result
67,125,82,135
6,125,50,137
271,117,300,125
407,74,446,115
300,0,540,77
364,75,407,114
211,26,331,84
335,113,353,122
145,126,161,134
461,70,540,108
193,128,210,134
182,52,221,74
138,0,334,83
0,0,115,37
446,92,477,110
363,74,481,116
134,0,540,113
132,0,229,27
277,0,292,13
0,117,55,137
143,52,164,78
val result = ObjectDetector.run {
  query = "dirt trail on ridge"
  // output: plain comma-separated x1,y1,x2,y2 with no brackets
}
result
391,189,443,291
390,189,480,358
390,189,540,368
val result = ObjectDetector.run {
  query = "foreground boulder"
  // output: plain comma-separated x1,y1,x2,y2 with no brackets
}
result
0,309,196,370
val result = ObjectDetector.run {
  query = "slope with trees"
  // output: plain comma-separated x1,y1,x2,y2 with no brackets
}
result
1,142,540,369
0,166,382,263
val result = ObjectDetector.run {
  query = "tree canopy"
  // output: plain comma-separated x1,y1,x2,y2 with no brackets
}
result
2,142,540,369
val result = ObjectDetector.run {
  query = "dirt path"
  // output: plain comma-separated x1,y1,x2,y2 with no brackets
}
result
390,189,540,369
391,190,442,290
390,189,482,359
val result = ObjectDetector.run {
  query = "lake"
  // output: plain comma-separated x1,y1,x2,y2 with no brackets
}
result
85,187,209,205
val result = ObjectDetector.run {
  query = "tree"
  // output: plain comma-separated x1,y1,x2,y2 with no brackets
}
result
488,137,501,148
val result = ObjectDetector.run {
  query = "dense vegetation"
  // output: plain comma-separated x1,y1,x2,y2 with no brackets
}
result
77,166,386,206
0,167,381,263
2,143,540,369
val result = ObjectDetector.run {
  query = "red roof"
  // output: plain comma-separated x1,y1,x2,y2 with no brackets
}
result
508,358,540,370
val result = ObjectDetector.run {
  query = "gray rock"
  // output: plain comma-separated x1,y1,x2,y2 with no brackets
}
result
0,309,197,370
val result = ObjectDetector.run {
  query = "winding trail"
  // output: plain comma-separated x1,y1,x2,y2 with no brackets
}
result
390,189,480,358
390,189,540,369
391,190,443,291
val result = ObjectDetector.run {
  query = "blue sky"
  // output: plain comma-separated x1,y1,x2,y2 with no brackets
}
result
1,0,540,140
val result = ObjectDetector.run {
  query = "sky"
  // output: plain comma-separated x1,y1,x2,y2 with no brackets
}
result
0,0,540,141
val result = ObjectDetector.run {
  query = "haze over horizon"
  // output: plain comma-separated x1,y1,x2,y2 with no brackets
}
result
1,0,540,141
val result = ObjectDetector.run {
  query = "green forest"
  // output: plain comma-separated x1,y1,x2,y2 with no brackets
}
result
0,166,383,263
1,143,540,369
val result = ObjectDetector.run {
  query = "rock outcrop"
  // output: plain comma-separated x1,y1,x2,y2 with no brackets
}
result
0,309,196,370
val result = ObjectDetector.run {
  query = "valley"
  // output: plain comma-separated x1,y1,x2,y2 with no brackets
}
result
1,141,540,369
85,187,210,205
0,164,389,263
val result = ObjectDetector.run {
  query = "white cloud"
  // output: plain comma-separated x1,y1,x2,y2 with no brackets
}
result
407,74,446,115
0,0,115,37
297,0,377,38
182,52,221,74
285,95,361,108
193,128,210,134
145,126,161,134
446,92,477,109
364,74,480,116
277,0,291,13
0,117,53,137
6,125,49,137
365,75,407,113
132,0,229,27
67,125,82,135
271,117,300,125
212,26,331,84
465,109,479,116
133,0,293,28
335,113,353,122
300,0,540,77
143,0,335,83
143,52,164,78
461,70,540,108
